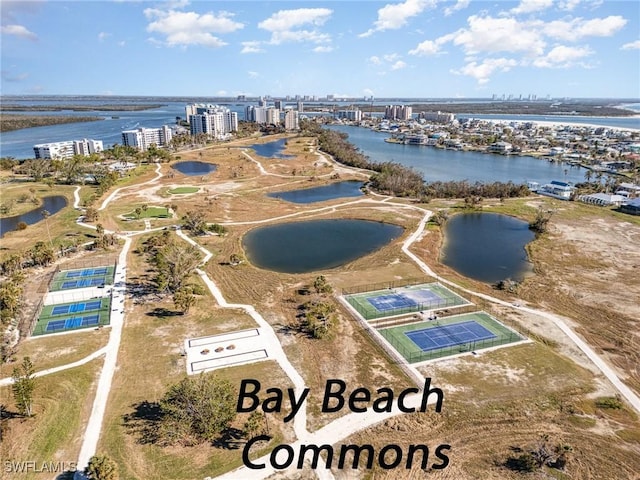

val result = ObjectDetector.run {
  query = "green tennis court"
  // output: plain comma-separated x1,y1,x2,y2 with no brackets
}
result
49,265,115,291
379,312,524,363
344,282,469,320
33,297,112,336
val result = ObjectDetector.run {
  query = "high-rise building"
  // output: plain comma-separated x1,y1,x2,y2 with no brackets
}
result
188,105,238,139
384,105,412,121
245,106,280,125
297,101,304,113
284,110,299,130
419,111,455,123
33,139,103,159
274,100,284,110
337,109,362,122
122,126,173,151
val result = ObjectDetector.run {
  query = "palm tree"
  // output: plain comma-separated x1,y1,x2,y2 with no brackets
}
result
584,169,593,183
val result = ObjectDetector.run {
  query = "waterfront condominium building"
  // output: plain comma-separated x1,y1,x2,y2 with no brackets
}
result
419,111,455,123
384,105,413,121
33,138,104,159
284,109,299,131
188,105,238,139
122,126,173,151
336,109,363,122
245,106,280,125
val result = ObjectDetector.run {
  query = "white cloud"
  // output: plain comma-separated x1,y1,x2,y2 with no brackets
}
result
313,45,333,53
369,55,382,65
391,60,407,70
383,53,400,62
444,0,470,16
216,89,227,96
1,24,37,41
144,8,243,47
542,16,627,41
409,39,440,56
532,45,593,67
248,71,259,78
1,70,29,82
621,40,640,50
258,8,333,46
118,40,126,47
510,0,554,15
452,57,518,84
241,41,264,54
258,8,332,31
98,32,111,42
360,0,437,37
558,0,581,11
452,15,546,56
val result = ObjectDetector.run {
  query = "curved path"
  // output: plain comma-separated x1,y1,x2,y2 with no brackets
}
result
5,146,638,480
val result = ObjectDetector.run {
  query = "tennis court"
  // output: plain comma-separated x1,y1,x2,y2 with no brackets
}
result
379,312,525,363
344,282,470,320
50,265,115,291
45,314,101,333
33,297,112,336
406,321,496,352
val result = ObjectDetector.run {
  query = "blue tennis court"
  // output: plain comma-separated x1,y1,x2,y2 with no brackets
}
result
368,293,418,312
406,320,497,352
61,277,106,290
403,289,442,304
51,300,102,316
45,314,101,332
65,268,108,278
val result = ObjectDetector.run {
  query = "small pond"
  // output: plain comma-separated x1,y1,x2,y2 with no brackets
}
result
267,181,364,204
249,139,294,159
172,161,217,176
242,219,403,273
1,195,68,237
440,212,535,283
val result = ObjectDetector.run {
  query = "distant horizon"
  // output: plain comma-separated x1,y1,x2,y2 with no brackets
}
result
1,94,639,102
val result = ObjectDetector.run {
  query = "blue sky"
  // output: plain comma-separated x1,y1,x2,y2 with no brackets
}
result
1,0,639,98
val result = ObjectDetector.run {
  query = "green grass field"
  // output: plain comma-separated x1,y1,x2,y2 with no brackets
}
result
344,282,469,320
33,296,112,336
49,265,115,291
168,186,199,194
123,206,171,219
379,311,524,363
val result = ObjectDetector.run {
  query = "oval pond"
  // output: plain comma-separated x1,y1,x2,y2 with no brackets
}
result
172,161,217,176
249,139,294,159
242,219,403,273
267,181,364,204
441,212,534,283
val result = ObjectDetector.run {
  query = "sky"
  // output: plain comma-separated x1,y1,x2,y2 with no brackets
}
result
1,0,639,98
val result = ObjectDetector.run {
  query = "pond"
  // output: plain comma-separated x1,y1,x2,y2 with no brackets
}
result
267,181,364,204
242,219,403,273
172,161,217,176
440,212,534,283
0,195,68,237
249,138,293,159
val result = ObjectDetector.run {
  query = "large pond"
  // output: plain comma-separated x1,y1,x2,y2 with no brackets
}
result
267,181,364,204
440,212,534,283
0,195,68,237
249,139,293,159
242,219,403,273
172,161,217,176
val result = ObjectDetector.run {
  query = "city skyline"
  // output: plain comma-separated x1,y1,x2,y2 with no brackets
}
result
1,0,639,98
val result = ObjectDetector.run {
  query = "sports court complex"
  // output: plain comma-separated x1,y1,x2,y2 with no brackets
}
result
32,297,112,336
343,282,471,320
342,281,526,363
49,266,116,291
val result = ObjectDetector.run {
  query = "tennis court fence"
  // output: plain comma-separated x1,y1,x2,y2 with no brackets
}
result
342,277,432,295
382,328,524,363
347,296,464,321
